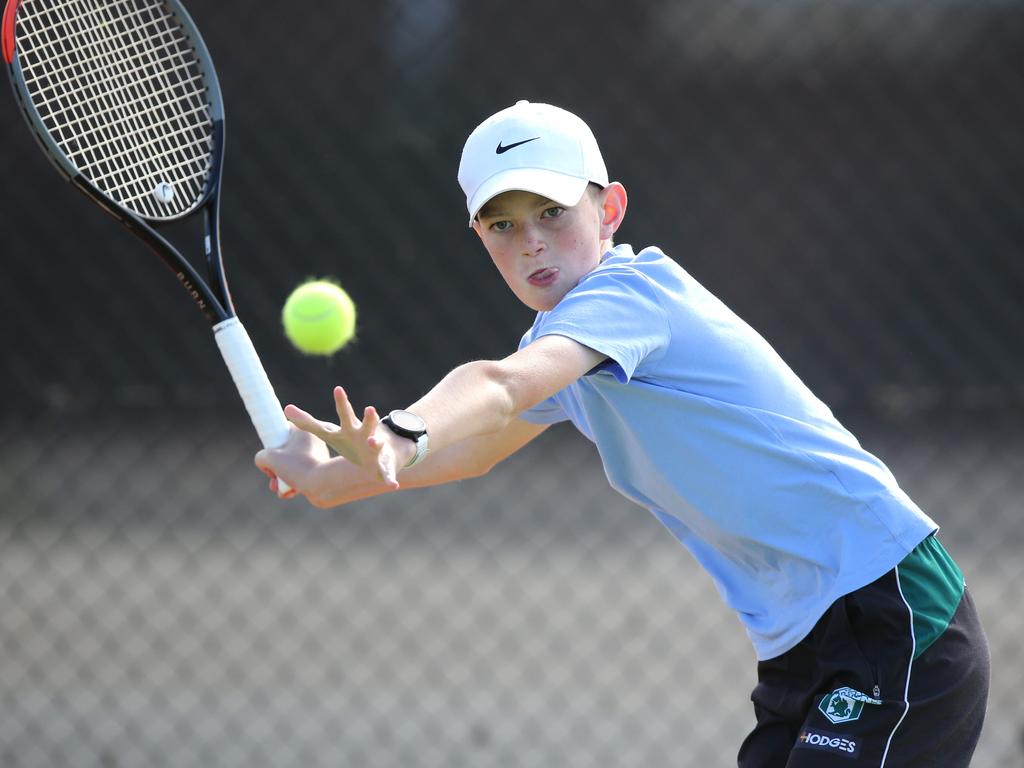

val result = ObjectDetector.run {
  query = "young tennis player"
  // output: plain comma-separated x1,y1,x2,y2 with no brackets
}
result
256,101,990,766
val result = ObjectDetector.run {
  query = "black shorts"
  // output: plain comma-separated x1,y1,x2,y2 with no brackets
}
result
738,547,990,767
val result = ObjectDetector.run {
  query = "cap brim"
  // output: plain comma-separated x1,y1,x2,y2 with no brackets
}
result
467,169,590,225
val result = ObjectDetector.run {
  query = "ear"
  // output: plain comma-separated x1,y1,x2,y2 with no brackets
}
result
471,219,484,240
598,182,627,240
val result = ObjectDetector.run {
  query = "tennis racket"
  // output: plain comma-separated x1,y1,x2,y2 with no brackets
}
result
3,0,292,492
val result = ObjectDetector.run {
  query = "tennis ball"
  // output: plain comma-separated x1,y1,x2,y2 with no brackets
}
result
282,279,356,355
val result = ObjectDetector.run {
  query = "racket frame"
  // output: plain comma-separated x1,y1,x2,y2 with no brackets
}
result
3,0,294,490
4,0,232,321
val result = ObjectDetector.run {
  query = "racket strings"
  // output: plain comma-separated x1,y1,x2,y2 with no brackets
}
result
21,2,186,191
24,0,210,210
37,0,211,216
19,1,209,219
27,70,207,156
15,0,214,219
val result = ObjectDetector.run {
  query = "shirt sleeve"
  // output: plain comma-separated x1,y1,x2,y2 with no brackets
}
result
517,399,568,425
532,263,671,383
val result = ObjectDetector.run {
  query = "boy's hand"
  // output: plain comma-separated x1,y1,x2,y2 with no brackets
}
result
282,386,408,489
254,427,330,499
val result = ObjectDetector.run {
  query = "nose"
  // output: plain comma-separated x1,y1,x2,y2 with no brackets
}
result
519,223,545,257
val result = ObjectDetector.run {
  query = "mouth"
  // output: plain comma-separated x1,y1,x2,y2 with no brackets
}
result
527,267,559,287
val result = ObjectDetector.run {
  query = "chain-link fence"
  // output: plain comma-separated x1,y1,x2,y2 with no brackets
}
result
1,1,1022,766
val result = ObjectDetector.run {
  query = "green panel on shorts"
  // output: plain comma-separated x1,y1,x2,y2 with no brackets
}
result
898,535,965,660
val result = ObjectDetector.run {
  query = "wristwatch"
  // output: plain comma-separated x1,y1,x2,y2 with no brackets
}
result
381,410,429,468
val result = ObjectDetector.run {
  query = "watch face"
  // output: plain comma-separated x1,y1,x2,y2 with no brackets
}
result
389,410,426,434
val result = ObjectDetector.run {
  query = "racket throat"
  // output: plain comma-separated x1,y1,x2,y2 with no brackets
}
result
203,203,234,317
204,123,235,317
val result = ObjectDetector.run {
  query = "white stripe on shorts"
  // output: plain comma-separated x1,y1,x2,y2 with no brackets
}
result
879,566,917,767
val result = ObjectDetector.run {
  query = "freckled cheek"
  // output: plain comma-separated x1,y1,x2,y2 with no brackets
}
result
555,233,590,266
556,229,589,253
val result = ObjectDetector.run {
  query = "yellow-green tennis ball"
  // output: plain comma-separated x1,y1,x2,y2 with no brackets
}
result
282,280,356,355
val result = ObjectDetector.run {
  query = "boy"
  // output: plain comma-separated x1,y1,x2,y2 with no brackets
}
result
256,101,989,766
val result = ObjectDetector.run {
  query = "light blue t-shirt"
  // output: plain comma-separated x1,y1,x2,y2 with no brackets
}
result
518,244,937,660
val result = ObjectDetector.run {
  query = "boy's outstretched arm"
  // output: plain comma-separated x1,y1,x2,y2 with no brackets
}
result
404,334,605,456
257,334,604,499
256,414,549,508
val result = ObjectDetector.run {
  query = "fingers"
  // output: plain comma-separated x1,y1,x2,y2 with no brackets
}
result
365,428,399,489
285,405,347,456
375,454,399,488
362,405,381,436
260,466,297,500
333,387,361,431
254,447,270,472
368,432,400,489
283,390,392,479
380,459,399,489
292,391,381,439
284,403,326,436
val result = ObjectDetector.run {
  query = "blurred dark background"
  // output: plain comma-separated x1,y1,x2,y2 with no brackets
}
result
1,1,1022,766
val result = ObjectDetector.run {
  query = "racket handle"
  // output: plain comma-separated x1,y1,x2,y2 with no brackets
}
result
213,317,293,495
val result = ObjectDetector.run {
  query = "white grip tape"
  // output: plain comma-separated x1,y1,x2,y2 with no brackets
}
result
214,317,292,493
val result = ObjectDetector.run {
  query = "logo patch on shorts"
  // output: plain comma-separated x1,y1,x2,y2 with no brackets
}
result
817,686,883,724
796,728,861,757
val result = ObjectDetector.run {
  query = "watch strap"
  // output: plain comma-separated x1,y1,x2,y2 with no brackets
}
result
382,412,429,469
405,433,429,468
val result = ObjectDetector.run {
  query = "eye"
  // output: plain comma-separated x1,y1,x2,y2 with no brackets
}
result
541,206,565,219
490,220,513,232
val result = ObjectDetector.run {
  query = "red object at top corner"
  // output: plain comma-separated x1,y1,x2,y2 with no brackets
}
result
2,0,21,65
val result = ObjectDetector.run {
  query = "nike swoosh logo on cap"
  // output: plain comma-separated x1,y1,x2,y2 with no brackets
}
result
496,137,540,154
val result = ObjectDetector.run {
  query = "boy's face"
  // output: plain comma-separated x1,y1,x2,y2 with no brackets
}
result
473,185,624,312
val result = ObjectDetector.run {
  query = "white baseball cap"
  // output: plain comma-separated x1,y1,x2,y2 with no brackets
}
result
458,100,609,226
